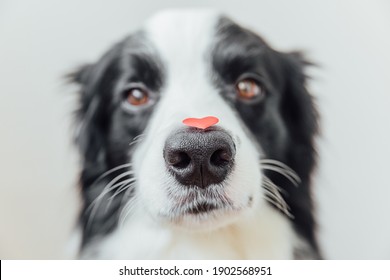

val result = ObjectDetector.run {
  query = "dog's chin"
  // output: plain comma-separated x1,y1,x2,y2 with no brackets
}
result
175,211,241,232
158,201,252,232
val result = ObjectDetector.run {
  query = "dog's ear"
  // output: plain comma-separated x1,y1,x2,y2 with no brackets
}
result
277,52,321,256
68,42,123,187
68,64,93,85
68,63,108,184
279,51,319,157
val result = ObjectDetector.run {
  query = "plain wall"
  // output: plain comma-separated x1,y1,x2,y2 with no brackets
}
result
0,0,389,259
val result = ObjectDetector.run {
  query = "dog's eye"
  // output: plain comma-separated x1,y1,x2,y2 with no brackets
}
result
125,88,149,106
236,79,263,101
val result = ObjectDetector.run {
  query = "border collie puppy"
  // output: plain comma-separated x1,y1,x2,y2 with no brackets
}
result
70,9,320,259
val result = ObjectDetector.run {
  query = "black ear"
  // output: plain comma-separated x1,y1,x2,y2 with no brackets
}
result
280,51,319,162
278,52,321,257
68,41,124,189
68,64,93,85
68,63,108,185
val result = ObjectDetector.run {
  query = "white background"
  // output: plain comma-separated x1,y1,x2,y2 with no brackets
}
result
0,0,389,259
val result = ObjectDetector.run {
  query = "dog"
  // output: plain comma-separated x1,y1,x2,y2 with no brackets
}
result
69,9,321,259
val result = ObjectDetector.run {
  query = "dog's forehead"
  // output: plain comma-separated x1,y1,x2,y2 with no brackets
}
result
143,9,221,62
144,9,220,39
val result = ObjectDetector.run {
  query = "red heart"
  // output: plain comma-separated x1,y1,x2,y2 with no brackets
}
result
182,116,219,129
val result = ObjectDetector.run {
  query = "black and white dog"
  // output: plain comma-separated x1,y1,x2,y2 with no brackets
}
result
70,9,320,259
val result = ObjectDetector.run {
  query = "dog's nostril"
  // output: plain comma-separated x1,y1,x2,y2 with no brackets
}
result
167,151,191,169
210,149,232,167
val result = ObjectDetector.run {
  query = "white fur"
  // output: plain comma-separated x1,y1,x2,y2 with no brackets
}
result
83,201,294,259
81,9,295,259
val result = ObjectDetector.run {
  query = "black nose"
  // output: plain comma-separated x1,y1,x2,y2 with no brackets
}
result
163,128,236,188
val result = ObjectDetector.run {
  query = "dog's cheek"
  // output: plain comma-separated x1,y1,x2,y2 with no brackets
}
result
131,138,171,216
225,134,264,208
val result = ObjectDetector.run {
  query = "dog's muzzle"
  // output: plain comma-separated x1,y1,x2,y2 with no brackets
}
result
163,127,236,188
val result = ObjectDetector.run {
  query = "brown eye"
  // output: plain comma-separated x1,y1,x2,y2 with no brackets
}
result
126,88,148,106
236,79,263,100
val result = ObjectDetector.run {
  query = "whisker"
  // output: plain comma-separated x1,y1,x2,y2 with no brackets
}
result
86,170,133,230
129,139,142,147
261,165,300,186
260,159,301,186
108,179,136,202
262,176,294,218
129,134,145,147
132,133,145,141
88,171,134,210
119,195,141,227
260,159,300,177
105,179,136,212
89,163,133,187
119,181,136,210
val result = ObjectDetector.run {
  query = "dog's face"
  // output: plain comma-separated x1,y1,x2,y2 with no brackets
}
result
72,10,319,258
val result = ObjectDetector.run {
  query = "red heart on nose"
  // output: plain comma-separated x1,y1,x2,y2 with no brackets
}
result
182,116,219,129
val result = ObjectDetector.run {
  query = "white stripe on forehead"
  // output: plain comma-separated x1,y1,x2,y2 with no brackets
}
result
144,9,220,80
140,9,230,134
135,10,250,148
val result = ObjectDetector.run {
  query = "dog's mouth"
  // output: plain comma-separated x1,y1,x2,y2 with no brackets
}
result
160,199,246,231
185,202,219,214
169,186,234,213
154,186,253,231
170,197,233,217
